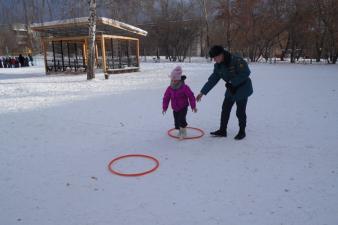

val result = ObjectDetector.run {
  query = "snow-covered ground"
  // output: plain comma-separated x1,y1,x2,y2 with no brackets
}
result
1,62,338,225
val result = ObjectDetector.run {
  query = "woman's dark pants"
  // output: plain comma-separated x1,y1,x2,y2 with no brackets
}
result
220,98,248,131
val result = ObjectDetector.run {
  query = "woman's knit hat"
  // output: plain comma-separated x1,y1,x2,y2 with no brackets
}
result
209,45,232,66
209,45,225,58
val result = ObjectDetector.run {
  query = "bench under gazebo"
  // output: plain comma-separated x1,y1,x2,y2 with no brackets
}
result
31,17,147,78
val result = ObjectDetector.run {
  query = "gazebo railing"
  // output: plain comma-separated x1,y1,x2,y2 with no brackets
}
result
43,35,140,75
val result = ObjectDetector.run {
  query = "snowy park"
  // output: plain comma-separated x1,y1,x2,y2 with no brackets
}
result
1,61,338,225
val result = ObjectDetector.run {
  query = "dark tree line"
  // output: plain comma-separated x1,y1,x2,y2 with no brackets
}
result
210,0,338,63
1,0,337,63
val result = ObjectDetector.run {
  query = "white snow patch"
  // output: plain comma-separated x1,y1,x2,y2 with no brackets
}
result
1,62,338,225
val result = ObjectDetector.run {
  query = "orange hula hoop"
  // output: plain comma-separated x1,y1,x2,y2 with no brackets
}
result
108,154,159,177
167,127,205,140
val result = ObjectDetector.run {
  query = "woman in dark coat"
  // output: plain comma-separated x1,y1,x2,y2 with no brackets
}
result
196,45,253,140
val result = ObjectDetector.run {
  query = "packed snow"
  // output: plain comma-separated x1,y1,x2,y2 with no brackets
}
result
1,61,338,225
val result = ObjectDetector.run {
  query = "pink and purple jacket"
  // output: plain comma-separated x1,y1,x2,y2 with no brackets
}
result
162,84,196,112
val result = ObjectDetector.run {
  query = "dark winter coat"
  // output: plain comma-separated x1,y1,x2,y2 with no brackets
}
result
18,54,24,66
200,55,253,101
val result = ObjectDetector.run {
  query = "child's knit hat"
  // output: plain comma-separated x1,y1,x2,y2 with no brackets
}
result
170,66,182,80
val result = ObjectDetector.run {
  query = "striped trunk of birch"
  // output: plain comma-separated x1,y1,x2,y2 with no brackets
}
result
87,0,96,80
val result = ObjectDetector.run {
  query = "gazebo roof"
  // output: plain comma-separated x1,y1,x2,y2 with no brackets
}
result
31,17,148,37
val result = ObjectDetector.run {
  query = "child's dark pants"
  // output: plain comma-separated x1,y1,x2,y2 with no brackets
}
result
173,107,188,129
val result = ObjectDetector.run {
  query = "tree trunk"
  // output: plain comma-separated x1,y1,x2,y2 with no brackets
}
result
315,43,322,62
201,0,210,57
226,0,231,51
290,46,296,63
87,0,96,80
22,0,33,51
290,31,296,63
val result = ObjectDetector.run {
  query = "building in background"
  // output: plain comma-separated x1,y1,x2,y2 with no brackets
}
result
0,23,34,56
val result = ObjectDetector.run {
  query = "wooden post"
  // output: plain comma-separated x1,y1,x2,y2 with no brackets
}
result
126,40,130,67
67,42,71,69
60,41,65,71
42,39,48,74
136,39,140,67
110,38,114,69
118,40,122,68
101,35,108,79
74,43,77,72
52,41,56,72
83,38,88,66
95,43,99,67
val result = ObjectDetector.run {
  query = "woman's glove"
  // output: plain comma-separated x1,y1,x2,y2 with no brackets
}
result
225,82,237,95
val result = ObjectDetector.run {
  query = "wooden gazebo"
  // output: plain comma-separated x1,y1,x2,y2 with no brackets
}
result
31,17,147,78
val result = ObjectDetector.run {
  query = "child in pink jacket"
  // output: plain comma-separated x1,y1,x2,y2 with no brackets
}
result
162,66,197,139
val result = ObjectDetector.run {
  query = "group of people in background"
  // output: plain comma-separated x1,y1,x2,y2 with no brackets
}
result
0,54,33,68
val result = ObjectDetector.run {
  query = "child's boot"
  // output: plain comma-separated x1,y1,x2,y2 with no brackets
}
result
177,129,182,139
181,127,187,139
179,127,184,140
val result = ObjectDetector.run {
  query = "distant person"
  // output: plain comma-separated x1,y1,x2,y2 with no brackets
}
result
0,57,3,68
162,66,197,139
3,57,7,68
196,45,253,140
24,57,29,67
18,54,25,67
5,57,9,68
14,57,20,68
9,57,14,68
5,57,10,68
28,54,34,66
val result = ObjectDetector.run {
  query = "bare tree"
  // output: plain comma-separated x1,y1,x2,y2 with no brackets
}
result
101,0,144,24
0,0,336,64
315,0,338,64
141,0,201,61
198,0,211,57
87,0,96,80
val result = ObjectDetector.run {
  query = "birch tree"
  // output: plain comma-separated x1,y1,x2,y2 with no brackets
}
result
198,0,211,57
87,0,96,80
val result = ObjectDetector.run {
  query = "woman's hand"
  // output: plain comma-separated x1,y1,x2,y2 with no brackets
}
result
196,93,204,102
